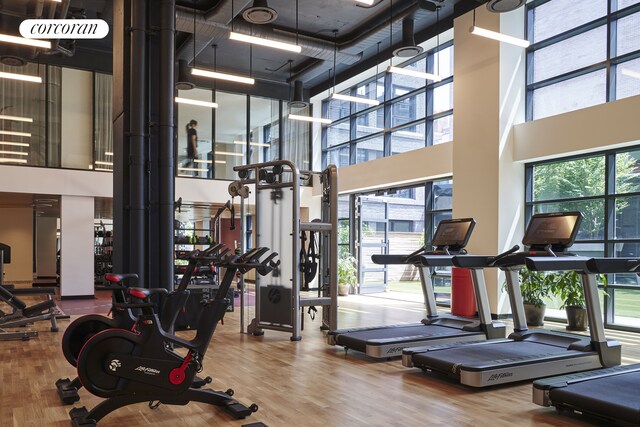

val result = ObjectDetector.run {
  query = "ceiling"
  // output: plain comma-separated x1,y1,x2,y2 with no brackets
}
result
0,0,482,98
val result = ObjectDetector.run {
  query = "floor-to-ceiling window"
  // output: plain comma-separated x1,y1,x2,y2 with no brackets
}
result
526,0,640,121
322,42,454,168
526,147,640,330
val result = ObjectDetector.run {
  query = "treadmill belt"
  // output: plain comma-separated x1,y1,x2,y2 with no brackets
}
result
413,340,572,374
335,324,477,353
550,372,640,425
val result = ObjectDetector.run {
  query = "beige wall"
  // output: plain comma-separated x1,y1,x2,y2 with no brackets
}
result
0,208,33,283
61,68,93,170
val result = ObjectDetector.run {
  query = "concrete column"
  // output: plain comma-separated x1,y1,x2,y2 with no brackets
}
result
452,7,526,315
60,195,95,298
36,216,58,278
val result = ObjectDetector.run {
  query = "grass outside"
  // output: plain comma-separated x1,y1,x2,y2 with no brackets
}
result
387,280,640,319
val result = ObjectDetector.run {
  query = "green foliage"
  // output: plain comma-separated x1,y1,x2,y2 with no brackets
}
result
519,268,554,308
550,271,607,309
338,254,358,286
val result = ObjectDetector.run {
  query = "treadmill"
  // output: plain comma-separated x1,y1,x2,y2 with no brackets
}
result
402,212,622,387
530,257,639,426
327,218,506,359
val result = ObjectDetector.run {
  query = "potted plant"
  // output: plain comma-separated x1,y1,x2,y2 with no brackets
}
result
519,268,554,326
338,254,358,296
551,271,606,331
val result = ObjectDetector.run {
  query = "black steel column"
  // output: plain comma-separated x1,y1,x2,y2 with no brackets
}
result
158,0,176,290
129,0,148,287
112,0,131,274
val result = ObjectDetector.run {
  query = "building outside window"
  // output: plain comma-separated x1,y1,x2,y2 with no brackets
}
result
526,0,640,121
526,146,640,330
322,42,454,168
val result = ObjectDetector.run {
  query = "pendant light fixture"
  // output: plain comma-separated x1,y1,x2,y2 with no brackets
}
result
288,60,309,109
0,33,51,49
242,0,278,24
330,32,380,106
393,18,423,58
193,3,256,84
0,71,42,83
470,6,530,48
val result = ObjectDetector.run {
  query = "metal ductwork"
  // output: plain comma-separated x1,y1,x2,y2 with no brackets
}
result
176,59,195,90
288,80,308,109
175,8,362,66
393,17,423,58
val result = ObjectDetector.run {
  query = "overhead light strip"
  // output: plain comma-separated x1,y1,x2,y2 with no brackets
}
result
331,93,380,106
387,66,442,82
229,31,302,53
0,158,27,163
0,33,51,49
216,151,244,157
105,151,113,156
175,96,219,108
0,150,28,156
233,140,271,148
288,114,332,125
95,161,113,166
95,167,113,172
470,26,530,48
178,167,208,172
191,68,255,85
194,159,228,165
0,141,29,147
355,0,375,4
0,71,42,83
0,130,31,137
0,114,33,123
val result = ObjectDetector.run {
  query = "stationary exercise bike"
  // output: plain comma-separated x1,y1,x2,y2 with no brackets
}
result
56,244,229,404
69,247,279,426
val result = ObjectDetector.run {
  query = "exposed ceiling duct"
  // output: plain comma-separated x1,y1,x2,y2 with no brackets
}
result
288,80,308,109
393,17,423,58
242,0,278,24
175,8,362,66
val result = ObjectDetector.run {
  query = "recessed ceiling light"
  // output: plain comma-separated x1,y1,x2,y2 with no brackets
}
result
0,114,33,123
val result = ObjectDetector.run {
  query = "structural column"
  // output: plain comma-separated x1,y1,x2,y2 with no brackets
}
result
35,216,57,278
452,6,526,315
60,195,94,298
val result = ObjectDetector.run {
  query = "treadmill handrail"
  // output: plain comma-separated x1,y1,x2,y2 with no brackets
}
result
585,257,640,274
524,256,590,272
451,245,520,269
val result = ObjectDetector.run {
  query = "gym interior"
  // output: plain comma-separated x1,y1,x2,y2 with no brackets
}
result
1,0,640,426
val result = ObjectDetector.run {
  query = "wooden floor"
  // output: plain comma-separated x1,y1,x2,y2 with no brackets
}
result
1,293,639,427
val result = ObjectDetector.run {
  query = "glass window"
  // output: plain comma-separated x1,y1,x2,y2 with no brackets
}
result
390,58,426,97
532,69,607,120
434,46,454,79
326,121,350,148
532,0,607,43
326,145,350,168
433,179,453,210
615,149,640,193
355,107,384,139
433,83,453,114
533,26,607,83
283,103,311,170
354,76,385,113
178,88,215,178
533,156,605,201
248,96,278,165
390,121,426,154
432,115,453,145
325,92,350,121
617,0,640,10
391,92,425,127
616,58,640,101
533,199,605,240
214,92,245,180
355,135,384,164
617,12,640,56
615,196,640,239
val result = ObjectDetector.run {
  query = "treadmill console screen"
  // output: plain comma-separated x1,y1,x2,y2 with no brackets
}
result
431,218,476,250
522,212,583,249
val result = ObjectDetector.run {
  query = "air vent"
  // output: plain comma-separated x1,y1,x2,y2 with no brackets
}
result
486,0,526,13
176,60,195,90
1,56,27,67
242,0,278,25
393,18,424,58
288,80,308,109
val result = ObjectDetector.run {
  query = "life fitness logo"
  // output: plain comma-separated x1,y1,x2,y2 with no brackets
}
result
19,19,109,40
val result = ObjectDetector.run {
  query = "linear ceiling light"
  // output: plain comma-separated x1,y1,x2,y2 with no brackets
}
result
469,26,530,48
229,31,302,53
355,0,375,4
0,71,42,83
0,130,31,137
191,67,255,85
331,93,380,106
0,141,29,147
195,159,228,164
216,151,244,157
0,150,28,156
178,167,207,172
386,66,442,82
95,161,113,166
105,151,113,156
0,158,27,163
288,114,332,125
233,140,271,147
95,167,113,172
175,96,219,108
0,114,33,123
0,33,51,49
621,68,640,80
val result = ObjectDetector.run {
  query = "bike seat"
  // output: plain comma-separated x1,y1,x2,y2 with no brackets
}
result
105,273,139,284
127,287,167,300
